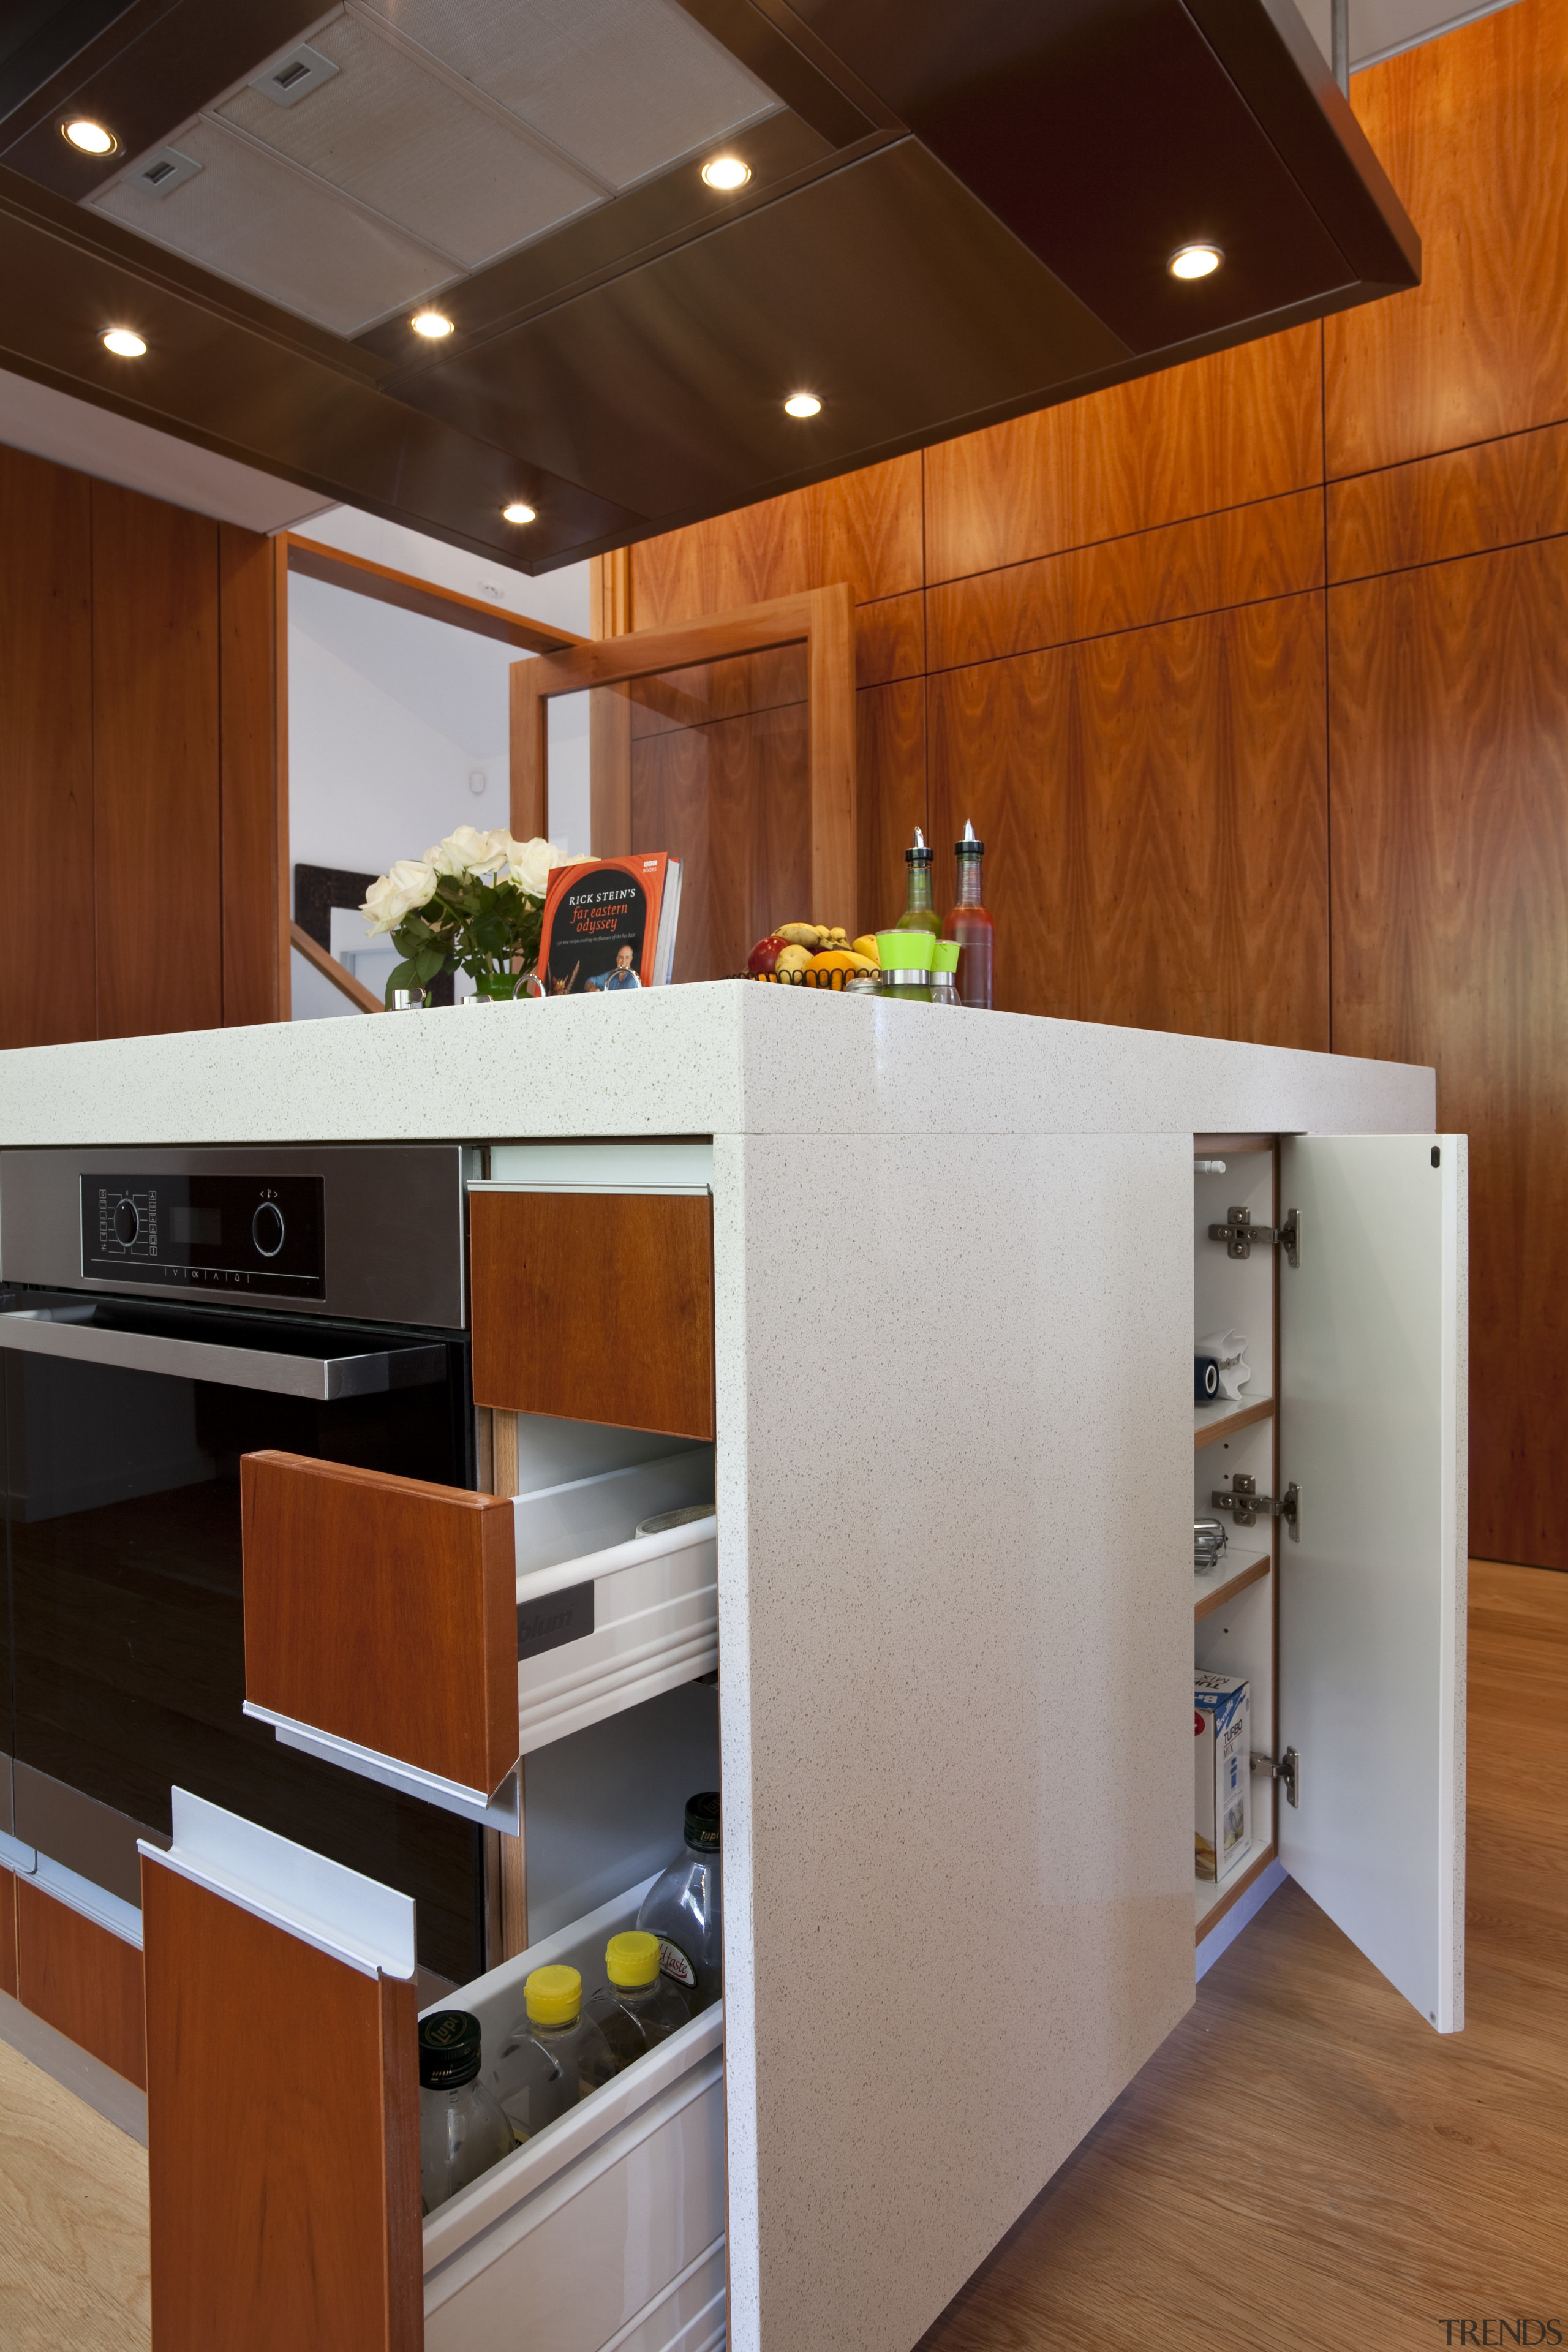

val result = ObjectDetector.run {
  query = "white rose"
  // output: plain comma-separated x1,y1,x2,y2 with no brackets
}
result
361,859,437,935
507,836,571,899
429,826,510,880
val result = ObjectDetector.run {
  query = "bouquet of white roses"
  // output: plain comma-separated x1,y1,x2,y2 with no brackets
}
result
360,827,573,1006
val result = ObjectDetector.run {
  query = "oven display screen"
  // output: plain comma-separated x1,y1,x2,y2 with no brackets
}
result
81,1174,326,1298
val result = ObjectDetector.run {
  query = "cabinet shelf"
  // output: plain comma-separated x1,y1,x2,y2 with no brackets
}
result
1193,1547,1270,1621
1194,1393,1273,1451
1195,1841,1278,1943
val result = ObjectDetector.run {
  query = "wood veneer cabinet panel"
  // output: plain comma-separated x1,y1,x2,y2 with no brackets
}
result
631,699,810,979
241,1452,518,1794
219,523,282,1027
631,454,922,621
1329,540,1568,1568
143,1860,420,2352
929,594,1329,1044
0,1866,15,1998
924,325,1322,583
0,445,94,1049
1328,420,1568,580
928,488,1325,671
1326,0,1568,475
92,481,221,1039
13,1880,146,2087
858,679,927,939
472,1189,715,1441
855,590,925,687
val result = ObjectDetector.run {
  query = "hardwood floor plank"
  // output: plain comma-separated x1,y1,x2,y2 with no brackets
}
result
0,2034,149,2352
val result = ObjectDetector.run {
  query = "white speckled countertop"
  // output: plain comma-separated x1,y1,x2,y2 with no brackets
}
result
0,980,1433,1145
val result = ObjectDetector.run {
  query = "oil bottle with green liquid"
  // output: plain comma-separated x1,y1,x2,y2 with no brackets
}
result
894,828,944,941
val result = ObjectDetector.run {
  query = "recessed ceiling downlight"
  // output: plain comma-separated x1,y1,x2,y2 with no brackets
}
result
64,118,116,154
412,311,453,338
102,328,147,358
784,393,821,418
701,154,750,190
1169,243,1223,281
502,501,537,525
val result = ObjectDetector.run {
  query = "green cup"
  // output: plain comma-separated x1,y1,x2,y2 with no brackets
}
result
875,929,934,973
929,939,960,973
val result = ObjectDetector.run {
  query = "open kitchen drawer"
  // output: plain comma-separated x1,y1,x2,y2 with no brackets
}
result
241,1444,718,1828
140,1792,724,2352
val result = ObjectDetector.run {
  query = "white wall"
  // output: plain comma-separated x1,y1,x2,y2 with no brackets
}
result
300,502,591,638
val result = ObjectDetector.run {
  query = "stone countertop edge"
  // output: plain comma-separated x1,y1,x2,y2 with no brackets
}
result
0,981,1436,1148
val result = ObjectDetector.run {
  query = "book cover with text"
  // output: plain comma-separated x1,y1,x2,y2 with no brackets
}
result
538,854,682,993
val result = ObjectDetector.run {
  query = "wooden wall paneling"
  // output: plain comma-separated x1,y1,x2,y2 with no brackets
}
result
0,445,94,1049
219,523,282,1028
143,1857,421,2352
92,481,222,1039
471,1188,716,1440
807,579,857,924
923,324,1324,584
630,454,924,624
929,593,1330,1044
241,1451,519,1795
927,489,1326,672
856,680,928,940
1327,418,1568,581
854,590,926,688
0,1866,15,1997
1326,0,1568,478
1329,539,1568,1569
631,718,713,980
13,1879,146,2086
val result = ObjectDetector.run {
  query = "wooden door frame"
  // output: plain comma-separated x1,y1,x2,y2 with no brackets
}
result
273,533,587,1017
509,584,858,927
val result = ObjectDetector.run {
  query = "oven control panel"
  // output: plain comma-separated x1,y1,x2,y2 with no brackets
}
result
81,1173,326,1298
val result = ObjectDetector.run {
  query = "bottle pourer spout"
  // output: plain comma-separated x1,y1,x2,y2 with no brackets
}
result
962,820,978,842
913,827,927,850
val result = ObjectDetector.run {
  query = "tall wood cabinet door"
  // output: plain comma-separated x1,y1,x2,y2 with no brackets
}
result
140,1789,421,2352
1278,1134,1466,2032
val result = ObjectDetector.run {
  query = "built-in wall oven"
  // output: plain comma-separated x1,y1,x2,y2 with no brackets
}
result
0,1145,486,1985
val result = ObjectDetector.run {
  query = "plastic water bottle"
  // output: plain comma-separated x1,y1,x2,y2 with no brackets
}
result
636,1792,722,2009
418,2011,513,2213
490,1966,616,2143
586,1931,691,2068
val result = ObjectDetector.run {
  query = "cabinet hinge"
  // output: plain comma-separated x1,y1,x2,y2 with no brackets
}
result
1251,1746,1300,1807
1207,1204,1301,1267
1210,1473,1300,1541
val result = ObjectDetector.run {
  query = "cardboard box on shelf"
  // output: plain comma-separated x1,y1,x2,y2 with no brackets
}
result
1195,1670,1251,1882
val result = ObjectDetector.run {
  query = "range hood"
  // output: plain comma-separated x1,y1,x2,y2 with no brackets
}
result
0,0,1417,572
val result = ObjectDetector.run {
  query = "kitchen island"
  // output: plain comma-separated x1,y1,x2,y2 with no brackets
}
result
0,983,1462,2352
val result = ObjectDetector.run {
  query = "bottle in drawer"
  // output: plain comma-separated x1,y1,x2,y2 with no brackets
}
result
492,1966,616,2141
419,2012,514,2214
587,1931,692,2067
637,1790,722,2009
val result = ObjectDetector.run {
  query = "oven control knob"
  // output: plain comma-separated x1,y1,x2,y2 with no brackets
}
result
113,1197,138,1248
252,1202,285,1259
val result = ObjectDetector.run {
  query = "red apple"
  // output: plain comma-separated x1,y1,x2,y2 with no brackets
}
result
747,933,786,976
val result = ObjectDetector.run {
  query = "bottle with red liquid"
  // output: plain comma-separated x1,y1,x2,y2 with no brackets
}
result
943,821,994,1008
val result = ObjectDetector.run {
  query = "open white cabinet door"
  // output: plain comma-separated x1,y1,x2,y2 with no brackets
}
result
1278,1134,1466,2032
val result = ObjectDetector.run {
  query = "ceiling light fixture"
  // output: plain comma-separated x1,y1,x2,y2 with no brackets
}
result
784,393,821,418
102,328,147,358
701,155,750,190
1169,243,1223,280
502,500,537,524
412,310,454,338
64,118,116,154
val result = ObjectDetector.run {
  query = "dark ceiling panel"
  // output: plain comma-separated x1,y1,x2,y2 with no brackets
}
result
0,0,141,122
790,0,1357,350
358,107,842,368
0,0,324,202
672,0,884,141
386,140,1129,522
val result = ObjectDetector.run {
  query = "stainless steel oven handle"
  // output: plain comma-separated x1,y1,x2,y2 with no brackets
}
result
0,1311,446,1400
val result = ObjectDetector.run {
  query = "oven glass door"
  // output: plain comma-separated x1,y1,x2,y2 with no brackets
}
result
1,1289,483,1984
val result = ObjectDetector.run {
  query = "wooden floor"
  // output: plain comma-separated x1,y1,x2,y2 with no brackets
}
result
920,1559,1568,2352
0,1560,1561,2351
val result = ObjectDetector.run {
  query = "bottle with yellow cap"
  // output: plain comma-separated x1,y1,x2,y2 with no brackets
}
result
491,1964,616,2143
586,1931,691,2070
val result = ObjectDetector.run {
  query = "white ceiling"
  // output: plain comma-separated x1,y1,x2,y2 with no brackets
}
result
86,0,780,337
1294,0,1521,70
0,362,336,531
